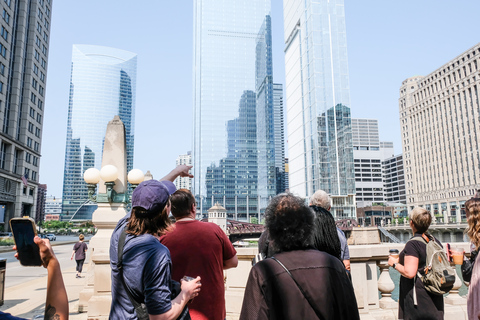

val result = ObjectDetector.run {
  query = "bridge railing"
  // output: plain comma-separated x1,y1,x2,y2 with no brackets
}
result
225,243,471,320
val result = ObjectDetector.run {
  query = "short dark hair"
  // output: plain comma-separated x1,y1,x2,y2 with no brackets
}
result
170,189,195,219
127,201,171,236
265,193,314,253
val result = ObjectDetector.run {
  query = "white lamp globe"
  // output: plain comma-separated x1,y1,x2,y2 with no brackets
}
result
83,168,101,184
100,165,119,182
128,169,144,184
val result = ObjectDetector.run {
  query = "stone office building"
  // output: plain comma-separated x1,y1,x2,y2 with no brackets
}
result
0,0,52,229
399,43,480,222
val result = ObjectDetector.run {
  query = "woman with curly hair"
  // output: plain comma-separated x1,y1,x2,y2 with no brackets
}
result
464,194,480,319
240,193,359,320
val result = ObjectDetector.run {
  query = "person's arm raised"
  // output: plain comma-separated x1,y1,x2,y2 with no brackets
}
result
160,165,193,183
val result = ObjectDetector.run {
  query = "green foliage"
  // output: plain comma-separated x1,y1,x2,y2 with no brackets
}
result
78,228,83,233
0,238,14,246
250,217,258,224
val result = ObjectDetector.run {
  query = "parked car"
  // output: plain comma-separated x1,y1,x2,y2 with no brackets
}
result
45,234,56,241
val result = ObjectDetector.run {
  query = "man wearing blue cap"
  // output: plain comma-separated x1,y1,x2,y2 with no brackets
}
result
109,165,201,319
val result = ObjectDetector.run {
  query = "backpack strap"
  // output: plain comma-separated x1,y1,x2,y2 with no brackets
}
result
271,256,323,319
407,234,428,306
117,228,149,319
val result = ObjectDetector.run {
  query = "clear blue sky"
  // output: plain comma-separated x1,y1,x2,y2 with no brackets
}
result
41,1,480,197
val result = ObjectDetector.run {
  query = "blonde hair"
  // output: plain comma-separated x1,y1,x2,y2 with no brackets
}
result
465,197,480,249
79,234,85,241
409,207,432,233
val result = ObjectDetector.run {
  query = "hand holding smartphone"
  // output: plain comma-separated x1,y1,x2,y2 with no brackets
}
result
10,218,43,266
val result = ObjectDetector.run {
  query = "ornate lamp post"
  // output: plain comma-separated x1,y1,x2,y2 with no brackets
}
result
76,115,146,318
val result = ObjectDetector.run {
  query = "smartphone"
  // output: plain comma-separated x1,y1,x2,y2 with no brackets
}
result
446,243,452,262
10,218,43,266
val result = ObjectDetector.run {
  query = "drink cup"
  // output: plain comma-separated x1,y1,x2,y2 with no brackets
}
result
389,249,399,258
451,248,464,265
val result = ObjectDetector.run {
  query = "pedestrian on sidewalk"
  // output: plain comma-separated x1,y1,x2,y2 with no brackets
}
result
71,234,88,278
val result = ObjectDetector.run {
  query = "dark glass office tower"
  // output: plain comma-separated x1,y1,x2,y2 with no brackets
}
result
61,45,136,219
193,1,284,221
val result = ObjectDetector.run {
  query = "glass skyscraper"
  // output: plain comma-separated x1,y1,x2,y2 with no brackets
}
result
61,45,136,219
283,0,356,218
193,0,284,221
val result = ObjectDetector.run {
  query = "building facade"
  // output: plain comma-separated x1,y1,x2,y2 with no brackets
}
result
35,183,46,223
193,0,285,220
174,152,192,191
283,0,355,218
353,119,389,207
400,43,480,222
382,154,406,205
61,45,136,219
45,196,61,215
0,0,52,229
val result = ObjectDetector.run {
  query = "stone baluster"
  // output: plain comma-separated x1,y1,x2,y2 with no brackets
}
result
444,265,467,305
377,260,397,309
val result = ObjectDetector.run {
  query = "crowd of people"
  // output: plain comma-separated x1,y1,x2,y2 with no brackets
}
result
5,164,480,320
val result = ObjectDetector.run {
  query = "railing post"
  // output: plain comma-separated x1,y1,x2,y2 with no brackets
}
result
377,260,397,309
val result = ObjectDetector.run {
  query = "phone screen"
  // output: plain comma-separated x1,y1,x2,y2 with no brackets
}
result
10,219,42,266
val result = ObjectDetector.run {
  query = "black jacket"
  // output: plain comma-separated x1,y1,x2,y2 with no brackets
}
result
240,249,359,320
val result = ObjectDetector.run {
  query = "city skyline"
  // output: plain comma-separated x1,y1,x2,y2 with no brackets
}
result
40,1,480,197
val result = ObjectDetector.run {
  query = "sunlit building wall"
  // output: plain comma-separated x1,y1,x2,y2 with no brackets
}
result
0,0,52,229
61,45,136,219
283,0,355,218
400,43,480,222
174,152,192,191
193,0,284,220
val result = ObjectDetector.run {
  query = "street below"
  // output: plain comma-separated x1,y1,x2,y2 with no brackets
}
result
0,235,91,288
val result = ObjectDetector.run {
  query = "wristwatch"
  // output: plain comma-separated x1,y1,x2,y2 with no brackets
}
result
393,262,398,269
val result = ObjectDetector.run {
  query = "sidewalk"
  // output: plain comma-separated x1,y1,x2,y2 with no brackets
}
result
1,262,89,319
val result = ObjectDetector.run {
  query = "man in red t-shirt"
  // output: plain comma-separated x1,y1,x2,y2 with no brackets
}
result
160,189,238,320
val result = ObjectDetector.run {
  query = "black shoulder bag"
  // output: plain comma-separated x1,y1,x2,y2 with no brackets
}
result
271,256,322,319
461,249,478,282
117,228,191,320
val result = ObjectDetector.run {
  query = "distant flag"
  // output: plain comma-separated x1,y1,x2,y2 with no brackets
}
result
21,174,28,187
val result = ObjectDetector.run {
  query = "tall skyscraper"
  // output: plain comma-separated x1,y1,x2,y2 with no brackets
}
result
61,45,136,219
400,43,480,222
283,0,355,218
0,0,52,229
193,0,284,220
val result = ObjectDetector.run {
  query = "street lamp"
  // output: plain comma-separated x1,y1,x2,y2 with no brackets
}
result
83,166,144,203
127,169,144,190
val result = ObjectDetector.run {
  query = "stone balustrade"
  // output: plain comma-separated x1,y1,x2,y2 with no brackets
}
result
225,243,471,320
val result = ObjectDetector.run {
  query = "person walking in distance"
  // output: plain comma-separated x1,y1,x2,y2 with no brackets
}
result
71,234,88,278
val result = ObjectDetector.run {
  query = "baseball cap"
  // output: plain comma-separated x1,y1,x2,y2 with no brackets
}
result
131,180,176,214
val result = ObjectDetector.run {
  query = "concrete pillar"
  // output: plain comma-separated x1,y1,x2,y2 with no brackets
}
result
77,116,128,316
